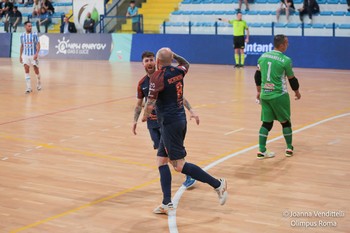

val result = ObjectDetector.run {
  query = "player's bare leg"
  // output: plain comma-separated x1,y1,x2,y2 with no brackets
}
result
24,64,32,94
34,65,41,91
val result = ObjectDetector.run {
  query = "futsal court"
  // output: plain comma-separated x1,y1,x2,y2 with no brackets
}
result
1,58,349,233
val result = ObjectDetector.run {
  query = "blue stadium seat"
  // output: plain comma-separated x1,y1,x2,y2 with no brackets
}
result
203,11,215,14
275,23,286,27
333,11,345,16
247,10,259,15
312,23,325,28
325,23,336,28
182,0,192,4
262,23,273,27
267,0,279,3
213,0,224,2
255,0,268,3
287,23,301,28
224,10,236,15
326,0,339,3
172,11,182,15
294,0,303,3
317,0,326,3
338,24,350,29
192,11,204,15
319,11,333,15
260,11,272,15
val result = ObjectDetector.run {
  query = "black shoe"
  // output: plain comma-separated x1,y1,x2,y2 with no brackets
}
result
240,65,244,68
234,64,240,68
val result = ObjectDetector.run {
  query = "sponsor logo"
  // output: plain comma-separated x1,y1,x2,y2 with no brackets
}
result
244,42,273,56
39,35,49,57
55,37,107,55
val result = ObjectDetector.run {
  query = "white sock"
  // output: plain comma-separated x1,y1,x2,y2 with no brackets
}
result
37,75,41,85
25,74,31,90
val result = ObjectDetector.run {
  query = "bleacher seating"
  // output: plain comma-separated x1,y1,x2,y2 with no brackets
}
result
0,1,73,33
161,0,350,36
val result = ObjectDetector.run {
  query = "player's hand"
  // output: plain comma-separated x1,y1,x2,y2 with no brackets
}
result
132,122,137,135
294,90,301,100
33,54,38,60
190,112,200,125
245,38,249,43
255,92,261,104
20,57,22,64
141,115,147,122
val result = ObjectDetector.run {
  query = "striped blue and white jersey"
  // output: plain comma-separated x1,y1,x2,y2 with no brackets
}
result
20,32,40,56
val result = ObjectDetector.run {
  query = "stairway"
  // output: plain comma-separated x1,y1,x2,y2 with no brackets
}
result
121,0,182,33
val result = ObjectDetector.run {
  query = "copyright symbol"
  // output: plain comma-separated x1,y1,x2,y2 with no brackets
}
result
282,210,290,218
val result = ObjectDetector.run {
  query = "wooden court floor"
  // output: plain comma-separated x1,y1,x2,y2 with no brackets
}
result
0,58,349,233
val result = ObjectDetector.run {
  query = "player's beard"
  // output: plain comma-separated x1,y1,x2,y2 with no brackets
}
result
145,65,155,76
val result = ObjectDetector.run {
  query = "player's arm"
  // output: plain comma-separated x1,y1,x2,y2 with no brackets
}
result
183,97,199,125
142,98,156,122
245,24,250,43
173,53,190,72
254,65,262,103
20,43,23,63
288,75,301,100
34,41,40,60
217,17,229,23
132,98,143,135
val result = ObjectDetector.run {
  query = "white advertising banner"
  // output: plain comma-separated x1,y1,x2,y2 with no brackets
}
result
73,0,104,33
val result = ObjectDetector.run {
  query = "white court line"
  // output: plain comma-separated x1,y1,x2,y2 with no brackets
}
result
169,113,350,233
224,128,244,136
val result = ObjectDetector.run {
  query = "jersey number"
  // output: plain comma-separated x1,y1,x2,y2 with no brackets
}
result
176,82,183,106
267,61,272,82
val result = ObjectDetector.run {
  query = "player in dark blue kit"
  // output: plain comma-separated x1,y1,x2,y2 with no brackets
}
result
133,51,199,190
142,48,228,214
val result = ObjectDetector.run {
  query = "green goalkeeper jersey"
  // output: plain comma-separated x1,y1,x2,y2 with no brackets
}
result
258,50,294,100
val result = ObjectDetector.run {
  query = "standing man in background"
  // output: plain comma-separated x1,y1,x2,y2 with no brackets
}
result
83,12,95,33
218,12,249,68
254,34,301,159
20,21,42,94
126,0,139,33
60,16,77,33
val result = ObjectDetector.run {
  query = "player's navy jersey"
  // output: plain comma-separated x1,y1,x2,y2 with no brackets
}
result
137,75,159,129
148,65,188,125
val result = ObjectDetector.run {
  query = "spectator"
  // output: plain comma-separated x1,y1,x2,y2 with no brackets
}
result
0,0,13,19
41,0,54,15
23,0,34,7
83,12,95,33
32,0,41,17
298,0,320,24
237,0,249,12
126,0,139,33
347,0,350,12
276,0,295,22
4,5,22,32
36,7,51,33
60,16,77,33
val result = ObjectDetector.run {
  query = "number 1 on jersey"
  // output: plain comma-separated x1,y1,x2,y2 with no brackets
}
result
267,61,272,82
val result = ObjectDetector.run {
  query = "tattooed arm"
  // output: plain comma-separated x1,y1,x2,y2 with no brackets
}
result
183,97,199,125
173,53,190,71
142,98,156,122
132,98,143,135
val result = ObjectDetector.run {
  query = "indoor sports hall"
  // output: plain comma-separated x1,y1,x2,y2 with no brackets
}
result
0,0,349,233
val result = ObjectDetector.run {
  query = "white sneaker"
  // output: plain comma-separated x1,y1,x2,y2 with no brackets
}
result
257,150,275,159
37,81,42,91
215,178,228,205
25,88,32,94
153,202,174,215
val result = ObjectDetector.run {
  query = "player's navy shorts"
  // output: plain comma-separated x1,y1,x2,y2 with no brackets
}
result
233,36,245,49
157,120,187,161
148,127,161,149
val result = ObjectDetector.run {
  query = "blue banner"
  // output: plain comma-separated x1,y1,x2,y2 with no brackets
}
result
0,33,11,58
131,34,350,70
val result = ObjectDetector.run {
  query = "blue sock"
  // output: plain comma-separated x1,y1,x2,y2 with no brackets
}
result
181,162,220,189
159,164,172,205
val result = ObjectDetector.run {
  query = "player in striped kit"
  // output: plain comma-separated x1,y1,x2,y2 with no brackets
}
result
20,21,41,94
